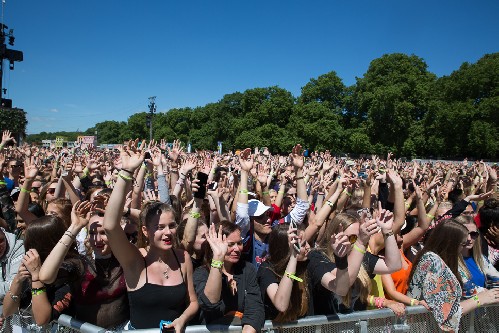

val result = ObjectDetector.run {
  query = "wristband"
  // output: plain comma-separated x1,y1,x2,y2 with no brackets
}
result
342,189,352,197
410,299,417,306
211,260,223,269
369,295,375,307
278,190,285,194
295,176,304,181
141,164,147,170
21,187,31,193
120,169,133,175
211,170,216,174
405,202,410,208
118,172,133,181
59,240,70,247
284,272,303,282
426,214,434,220
239,189,249,194
262,191,269,195
64,231,76,239
31,287,47,296
105,181,112,185
472,294,481,307
0,181,6,185
189,211,201,219
325,200,334,207
353,243,366,254
334,254,348,270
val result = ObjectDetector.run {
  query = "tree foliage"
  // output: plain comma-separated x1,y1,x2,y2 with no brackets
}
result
25,53,498,159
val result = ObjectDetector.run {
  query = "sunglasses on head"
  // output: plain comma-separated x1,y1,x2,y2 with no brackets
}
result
469,231,479,240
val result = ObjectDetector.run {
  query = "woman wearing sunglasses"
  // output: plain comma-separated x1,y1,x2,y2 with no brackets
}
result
317,207,404,315
455,215,499,296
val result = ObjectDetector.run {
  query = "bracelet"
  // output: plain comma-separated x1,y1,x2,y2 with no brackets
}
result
189,211,201,219
295,176,304,181
410,298,417,306
239,189,249,194
180,172,186,178
121,168,134,175
405,202,410,208
58,240,70,247
342,189,352,197
170,168,178,172
0,181,6,185
31,287,47,296
334,254,348,270
284,272,303,282
145,173,153,178
118,172,133,181
353,243,366,254
141,164,147,170
64,231,76,239
369,295,375,307
211,260,223,269
383,230,394,238
426,214,434,219
21,187,31,193
278,190,285,194
211,170,216,174
105,181,112,185
262,191,269,195
472,294,481,307
325,200,334,207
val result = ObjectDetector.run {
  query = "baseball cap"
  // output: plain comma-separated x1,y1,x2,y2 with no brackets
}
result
248,199,271,217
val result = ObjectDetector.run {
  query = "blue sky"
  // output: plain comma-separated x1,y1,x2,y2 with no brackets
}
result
3,0,498,134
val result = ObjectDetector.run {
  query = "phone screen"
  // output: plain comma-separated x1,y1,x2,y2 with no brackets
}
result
194,172,208,199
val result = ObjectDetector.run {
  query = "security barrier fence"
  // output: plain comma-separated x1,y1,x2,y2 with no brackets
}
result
0,304,497,332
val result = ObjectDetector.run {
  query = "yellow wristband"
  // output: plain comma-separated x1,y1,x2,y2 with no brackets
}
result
189,211,201,219
426,214,434,219
473,295,481,307
21,188,31,193
118,172,133,181
353,243,366,254
262,191,269,195
278,190,285,194
410,299,417,306
405,202,410,208
239,189,249,194
285,272,303,282
342,189,352,197
211,260,223,269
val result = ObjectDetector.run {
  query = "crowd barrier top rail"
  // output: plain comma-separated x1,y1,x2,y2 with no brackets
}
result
55,304,499,333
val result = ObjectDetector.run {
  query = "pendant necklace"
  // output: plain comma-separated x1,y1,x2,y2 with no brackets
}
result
158,257,170,279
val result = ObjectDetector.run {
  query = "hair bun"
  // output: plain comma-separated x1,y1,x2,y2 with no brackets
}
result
484,198,498,209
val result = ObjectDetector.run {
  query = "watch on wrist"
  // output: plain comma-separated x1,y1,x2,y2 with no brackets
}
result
9,290,19,302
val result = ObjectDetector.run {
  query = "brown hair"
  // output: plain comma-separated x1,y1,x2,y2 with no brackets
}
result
408,219,468,287
140,201,179,248
47,198,72,228
24,215,78,263
267,224,309,322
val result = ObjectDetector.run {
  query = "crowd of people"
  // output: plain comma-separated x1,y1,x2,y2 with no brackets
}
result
0,130,497,332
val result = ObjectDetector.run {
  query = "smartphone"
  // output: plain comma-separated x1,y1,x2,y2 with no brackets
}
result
289,219,301,253
194,172,208,199
159,320,173,333
207,181,218,191
144,151,152,160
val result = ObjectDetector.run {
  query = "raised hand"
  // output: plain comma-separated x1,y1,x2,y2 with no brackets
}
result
331,224,352,258
71,200,92,230
22,249,42,282
120,139,146,171
239,148,253,172
358,212,379,245
205,224,228,261
375,201,394,233
167,139,183,162
290,144,304,169
1,130,15,146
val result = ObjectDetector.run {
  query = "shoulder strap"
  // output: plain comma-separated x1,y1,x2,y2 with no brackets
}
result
143,257,148,283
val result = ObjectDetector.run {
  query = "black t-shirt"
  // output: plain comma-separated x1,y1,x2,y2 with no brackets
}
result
257,250,338,320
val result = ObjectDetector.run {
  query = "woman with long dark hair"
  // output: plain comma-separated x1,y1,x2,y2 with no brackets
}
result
408,220,499,332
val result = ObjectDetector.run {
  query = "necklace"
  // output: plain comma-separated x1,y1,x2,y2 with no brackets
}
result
158,257,170,279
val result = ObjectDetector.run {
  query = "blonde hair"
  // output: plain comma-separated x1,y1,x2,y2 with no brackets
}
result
319,212,371,307
455,215,486,278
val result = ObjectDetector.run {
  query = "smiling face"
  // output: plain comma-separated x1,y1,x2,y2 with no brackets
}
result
88,215,112,257
224,230,243,264
144,211,177,251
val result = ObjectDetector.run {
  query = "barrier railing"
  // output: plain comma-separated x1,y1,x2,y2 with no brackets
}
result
3,304,496,333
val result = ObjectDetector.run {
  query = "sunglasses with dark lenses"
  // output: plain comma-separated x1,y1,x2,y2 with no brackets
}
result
47,188,56,195
469,231,479,240
347,234,358,244
9,164,22,168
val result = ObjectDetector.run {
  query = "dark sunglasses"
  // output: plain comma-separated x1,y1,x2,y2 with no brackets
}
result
469,231,479,240
47,188,56,194
9,165,22,168
347,234,358,244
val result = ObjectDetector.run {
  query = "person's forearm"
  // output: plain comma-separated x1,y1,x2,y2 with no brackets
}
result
347,242,367,285
274,182,286,208
203,268,223,304
391,184,405,235
104,175,132,233
382,234,402,271
131,166,146,209
239,170,249,204
16,178,33,214
61,175,81,204
295,168,307,201
39,229,79,284
273,255,297,311
31,281,52,326
54,176,65,199
362,183,371,209
2,280,22,318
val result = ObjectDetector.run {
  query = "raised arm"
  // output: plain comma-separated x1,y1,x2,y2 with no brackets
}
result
103,140,145,275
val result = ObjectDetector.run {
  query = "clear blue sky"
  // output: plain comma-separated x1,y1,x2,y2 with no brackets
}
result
3,0,498,134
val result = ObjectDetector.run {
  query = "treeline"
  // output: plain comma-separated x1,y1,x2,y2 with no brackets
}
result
27,53,498,159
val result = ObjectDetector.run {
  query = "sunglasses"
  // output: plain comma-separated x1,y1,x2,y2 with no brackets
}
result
9,165,22,168
469,231,479,240
47,188,56,195
347,234,358,244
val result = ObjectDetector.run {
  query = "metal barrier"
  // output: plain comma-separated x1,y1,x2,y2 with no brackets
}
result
44,304,499,333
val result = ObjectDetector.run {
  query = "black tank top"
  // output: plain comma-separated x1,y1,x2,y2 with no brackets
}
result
128,250,187,329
